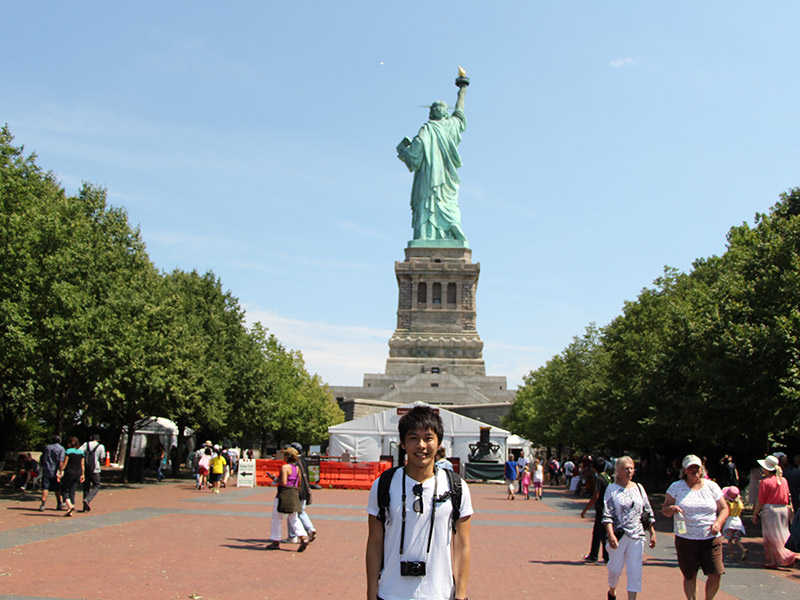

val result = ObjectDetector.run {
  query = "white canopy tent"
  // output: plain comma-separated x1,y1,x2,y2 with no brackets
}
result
506,434,535,460
328,402,510,464
116,417,195,465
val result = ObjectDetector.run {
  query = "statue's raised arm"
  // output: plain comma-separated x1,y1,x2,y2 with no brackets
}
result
397,68,470,246
454,65,468,114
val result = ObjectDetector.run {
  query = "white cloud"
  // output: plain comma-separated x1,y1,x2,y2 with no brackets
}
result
16,106,251,176
147,230,255,255
272,251,378,271
484,340,546,354
334,219,391,240
610,58,636,68
241,306,550,390
243,306,392,386
483,341,551,388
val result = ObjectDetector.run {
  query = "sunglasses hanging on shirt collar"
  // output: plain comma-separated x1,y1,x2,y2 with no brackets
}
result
412,483,424,514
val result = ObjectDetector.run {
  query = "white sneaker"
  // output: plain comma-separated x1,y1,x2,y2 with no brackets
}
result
281,536,299,544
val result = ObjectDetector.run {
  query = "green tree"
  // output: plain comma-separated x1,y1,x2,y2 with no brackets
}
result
230,323,343,452
159,269,251,472
1,125,344,472
1,126,156,458
0,125,63,454
695,190,800,454
504,324,610,451
509,189,800,463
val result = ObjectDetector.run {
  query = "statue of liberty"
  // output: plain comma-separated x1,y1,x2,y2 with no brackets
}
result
397,68,470,245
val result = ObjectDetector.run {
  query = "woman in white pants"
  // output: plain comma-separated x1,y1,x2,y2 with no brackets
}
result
603,456,657,600
266,448,308,552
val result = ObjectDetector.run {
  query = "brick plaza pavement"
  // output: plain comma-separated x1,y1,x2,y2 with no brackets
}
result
1,478,798,600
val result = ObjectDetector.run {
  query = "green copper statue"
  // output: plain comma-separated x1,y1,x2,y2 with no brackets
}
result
397,67,470,246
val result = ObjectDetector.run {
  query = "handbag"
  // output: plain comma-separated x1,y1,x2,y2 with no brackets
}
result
636,483,652,531
785,509,800,552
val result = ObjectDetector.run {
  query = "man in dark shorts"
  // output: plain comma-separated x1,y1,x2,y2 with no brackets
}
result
39,436,66,511
580,456,612,563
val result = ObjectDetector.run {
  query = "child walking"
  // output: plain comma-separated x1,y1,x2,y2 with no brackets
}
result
722,486,748,561
521,465,531,500
209,449,226,494
532,458,544,500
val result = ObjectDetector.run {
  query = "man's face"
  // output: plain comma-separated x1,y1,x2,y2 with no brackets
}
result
401,427,440,470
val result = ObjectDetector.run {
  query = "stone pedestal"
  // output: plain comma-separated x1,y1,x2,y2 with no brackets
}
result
329,245,516,428
385,246,486,377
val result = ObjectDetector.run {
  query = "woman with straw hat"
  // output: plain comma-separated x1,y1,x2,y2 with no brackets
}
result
752,455,796,568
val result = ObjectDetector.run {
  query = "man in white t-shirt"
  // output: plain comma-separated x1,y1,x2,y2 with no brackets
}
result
80,433,106,512
563,458,575,488
366,405,473,600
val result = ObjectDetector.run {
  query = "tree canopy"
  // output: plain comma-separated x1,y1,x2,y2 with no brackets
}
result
505,189,800,465
0,125,343,467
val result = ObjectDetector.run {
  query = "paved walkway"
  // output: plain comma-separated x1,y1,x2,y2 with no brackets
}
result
0,480,798,599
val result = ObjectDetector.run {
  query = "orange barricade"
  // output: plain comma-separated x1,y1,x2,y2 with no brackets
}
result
318,460,393,490
256,458,392,489
255,459,285,486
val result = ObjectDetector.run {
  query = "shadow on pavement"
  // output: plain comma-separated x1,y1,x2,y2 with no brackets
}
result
528,558,679,569
221,537,272,551
3,507,68,517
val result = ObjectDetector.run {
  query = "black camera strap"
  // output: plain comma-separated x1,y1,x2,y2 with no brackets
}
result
400,467,438,555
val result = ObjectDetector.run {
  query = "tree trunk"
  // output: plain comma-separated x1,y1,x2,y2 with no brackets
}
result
173,417,188,477
0,410,17,460
122,417,136,483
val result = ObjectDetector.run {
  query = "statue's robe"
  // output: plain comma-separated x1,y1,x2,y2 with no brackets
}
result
398,110,467,241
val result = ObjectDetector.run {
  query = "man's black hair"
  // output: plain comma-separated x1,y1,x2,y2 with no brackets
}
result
52,435,61,444
398,405,443,444
592,456,606,473
90,433,101,442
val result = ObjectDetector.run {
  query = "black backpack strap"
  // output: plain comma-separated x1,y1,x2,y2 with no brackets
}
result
377,467,463,533
375,466,401,573
376,466,400,525
445,469,463,533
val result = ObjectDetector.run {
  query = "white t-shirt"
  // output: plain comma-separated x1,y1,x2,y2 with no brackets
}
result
80,442,106,474
666,479,723,539
533,464,544,483
367,469,473,600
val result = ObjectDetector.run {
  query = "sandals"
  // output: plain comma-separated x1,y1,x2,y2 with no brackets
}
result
297,537,308,553
307,530,317,543
65,507,74,517
265,541,280,550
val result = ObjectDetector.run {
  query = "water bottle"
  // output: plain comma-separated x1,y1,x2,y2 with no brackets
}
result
675,510,687,535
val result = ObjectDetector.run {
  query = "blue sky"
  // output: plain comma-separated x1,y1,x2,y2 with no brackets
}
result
4,2,799,388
